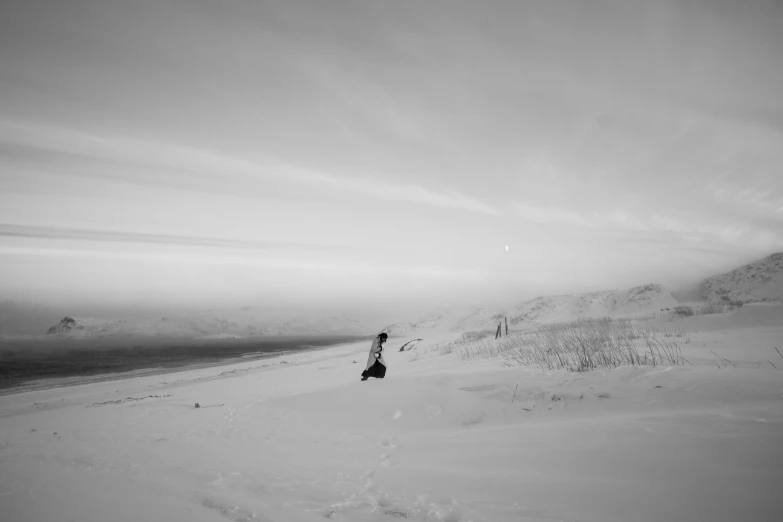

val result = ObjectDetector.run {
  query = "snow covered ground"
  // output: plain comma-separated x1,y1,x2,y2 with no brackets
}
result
2,306,782,522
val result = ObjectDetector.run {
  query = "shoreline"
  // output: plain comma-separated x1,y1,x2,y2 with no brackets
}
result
0,335,370,396
1,320,781,521
0,349,291,397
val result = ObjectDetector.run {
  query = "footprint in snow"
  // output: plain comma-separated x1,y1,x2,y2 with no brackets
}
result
323,487,477,521
201,497,258,522
379,452,399,468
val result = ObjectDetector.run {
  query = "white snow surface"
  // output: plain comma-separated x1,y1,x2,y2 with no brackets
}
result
2,307,783,522
507,283,679,324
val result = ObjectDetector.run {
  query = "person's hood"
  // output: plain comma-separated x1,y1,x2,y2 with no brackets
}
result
365,336,386,370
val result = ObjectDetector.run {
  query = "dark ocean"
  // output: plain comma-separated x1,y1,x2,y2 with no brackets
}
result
0,335,370,393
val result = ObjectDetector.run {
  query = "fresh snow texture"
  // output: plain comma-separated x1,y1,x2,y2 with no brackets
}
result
2,310,783,521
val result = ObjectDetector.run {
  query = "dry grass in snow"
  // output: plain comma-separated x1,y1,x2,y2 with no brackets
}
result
455,319,688,371
668,301,744,318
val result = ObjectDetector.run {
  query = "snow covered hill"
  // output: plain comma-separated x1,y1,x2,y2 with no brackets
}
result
26,253,783,341
387,284,679,334
700,252,783,303
506,283,679,325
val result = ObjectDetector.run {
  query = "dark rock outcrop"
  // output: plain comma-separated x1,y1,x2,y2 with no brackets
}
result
46,317,84,335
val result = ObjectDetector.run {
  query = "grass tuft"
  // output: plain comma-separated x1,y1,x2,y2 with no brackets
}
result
667,301,743,320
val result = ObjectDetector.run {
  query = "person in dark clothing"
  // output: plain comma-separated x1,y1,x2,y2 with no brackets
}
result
361,333,387,381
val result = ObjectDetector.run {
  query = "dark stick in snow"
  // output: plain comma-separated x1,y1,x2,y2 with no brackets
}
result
399,339,423,352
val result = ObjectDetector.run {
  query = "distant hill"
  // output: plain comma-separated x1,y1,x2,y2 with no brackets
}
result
700,252,783,303
38,309,378,340
19,253,783,341
384,284,679,333
505,284,678,325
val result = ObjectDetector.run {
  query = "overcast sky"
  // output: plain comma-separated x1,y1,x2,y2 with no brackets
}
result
1,0,782,317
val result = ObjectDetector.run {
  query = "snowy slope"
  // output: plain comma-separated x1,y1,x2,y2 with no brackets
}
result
449,284,679,331
384,284,679,333
700,252,783,303
451,307,505,332
507,283,679,324
2,308,782,521
382,305,493,336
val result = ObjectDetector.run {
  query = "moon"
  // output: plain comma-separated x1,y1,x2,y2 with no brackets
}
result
505,245,509,251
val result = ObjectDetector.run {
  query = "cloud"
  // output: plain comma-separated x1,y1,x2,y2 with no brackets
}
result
512,201,783,251
512,202,650,230
511,201,588,226
0,244,485,282
293,169,501,215
0,118,499,215
0,118,273,179
708,180,783,219
0,223,343,252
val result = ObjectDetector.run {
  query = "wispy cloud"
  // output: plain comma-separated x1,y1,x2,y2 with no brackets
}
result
292,169,501,215
708,180,783,219
0,244,485,282
0,119,499,215
0,223,344,252
511,201,588,227
512,201,783,251
512,202,651,231
0,119,271,178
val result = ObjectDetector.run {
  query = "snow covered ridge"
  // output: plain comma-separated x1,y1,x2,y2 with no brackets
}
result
505,283,679,325
700,252,783,303
389,284,679,333
32,252,783,340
